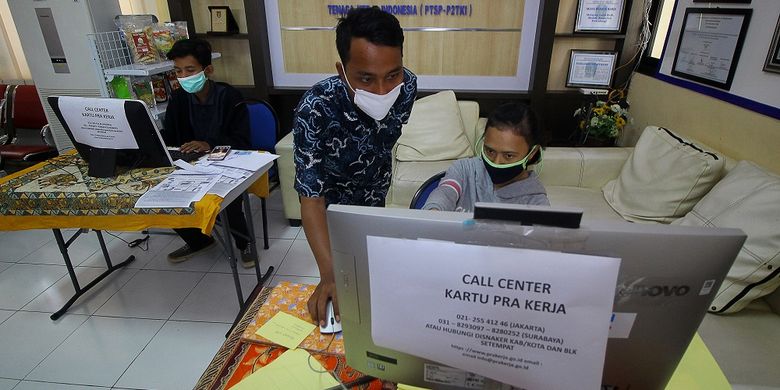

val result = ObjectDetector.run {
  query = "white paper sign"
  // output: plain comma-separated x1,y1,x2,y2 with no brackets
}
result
367,236,621,390
58,97,138,150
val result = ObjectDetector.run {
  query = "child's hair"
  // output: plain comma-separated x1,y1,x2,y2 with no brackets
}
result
485,102,544,149
167,38,213,68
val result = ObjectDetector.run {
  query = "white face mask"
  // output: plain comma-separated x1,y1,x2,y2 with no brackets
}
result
341,65,404,121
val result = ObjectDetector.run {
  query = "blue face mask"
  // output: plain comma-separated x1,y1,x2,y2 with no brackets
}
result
177,71,207,93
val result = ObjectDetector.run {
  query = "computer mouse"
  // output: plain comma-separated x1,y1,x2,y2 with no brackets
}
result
319,300,342,334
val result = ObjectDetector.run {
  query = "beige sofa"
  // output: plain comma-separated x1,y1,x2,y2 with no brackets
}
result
276,99,780,388
276,100,484,222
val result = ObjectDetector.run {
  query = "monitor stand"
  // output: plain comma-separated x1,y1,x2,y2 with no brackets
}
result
87,148,117,178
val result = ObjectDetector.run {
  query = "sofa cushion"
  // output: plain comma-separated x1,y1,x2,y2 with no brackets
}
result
396,90,472,162
546,186,624,223
603,126,724,223
673,161,780,314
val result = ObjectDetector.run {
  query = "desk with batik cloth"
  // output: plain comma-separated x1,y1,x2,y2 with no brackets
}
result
0,152,272,319
197,282,731,390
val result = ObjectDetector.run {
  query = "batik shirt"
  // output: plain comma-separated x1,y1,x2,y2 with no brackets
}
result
293,68,417,206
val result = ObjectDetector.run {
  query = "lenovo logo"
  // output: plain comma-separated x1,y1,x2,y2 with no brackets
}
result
617,284,691,297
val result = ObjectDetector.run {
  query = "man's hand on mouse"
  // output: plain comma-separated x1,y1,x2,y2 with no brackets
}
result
308,279,340,327
180,140,210,153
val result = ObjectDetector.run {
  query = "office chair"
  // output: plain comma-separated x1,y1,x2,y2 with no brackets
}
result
235,99,281,250
409,171,446,209
240,99,280,181
0,85,58,173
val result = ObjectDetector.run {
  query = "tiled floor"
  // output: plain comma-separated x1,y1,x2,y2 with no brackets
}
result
0,188,319,389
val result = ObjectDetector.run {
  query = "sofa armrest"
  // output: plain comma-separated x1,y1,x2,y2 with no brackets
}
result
275,132,301,221
536,147,632,189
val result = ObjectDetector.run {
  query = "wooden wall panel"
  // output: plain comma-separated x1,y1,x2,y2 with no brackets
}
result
209,38,254,86
277,0,524,76
281,30,522,76
555,0,578,34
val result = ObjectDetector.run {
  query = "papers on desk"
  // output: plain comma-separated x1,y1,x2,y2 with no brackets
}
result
172,159,222,175
207,166,254,198
231,349,339,390
134,174,219,208
207,150,279,171
255,311,317,350
134,151,277,207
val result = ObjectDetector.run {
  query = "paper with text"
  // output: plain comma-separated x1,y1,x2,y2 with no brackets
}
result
134,174,218,208
255,311,316,350
231,348,339,390
210,151,279,171
59,97,139,150
367,236,620,390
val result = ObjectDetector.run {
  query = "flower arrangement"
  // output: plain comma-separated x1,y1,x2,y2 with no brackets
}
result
573,91,631,145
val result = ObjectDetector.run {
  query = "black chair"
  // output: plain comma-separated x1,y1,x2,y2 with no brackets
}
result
409,171,446,209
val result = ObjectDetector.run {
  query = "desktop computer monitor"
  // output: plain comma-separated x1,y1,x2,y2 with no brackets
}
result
48,96,172,178
328,204,746,390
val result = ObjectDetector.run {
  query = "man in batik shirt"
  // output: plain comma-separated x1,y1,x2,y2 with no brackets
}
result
293,7,417,326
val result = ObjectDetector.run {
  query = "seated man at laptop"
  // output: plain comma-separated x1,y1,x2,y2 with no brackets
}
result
423,102,549,212
162,38,255,267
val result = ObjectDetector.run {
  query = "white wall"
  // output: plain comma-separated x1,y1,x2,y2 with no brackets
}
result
658,0,780,111
0,0,30,82
118,0,170,21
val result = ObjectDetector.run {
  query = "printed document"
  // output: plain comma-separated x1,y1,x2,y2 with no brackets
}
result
209,151,278,171
135,174,219,208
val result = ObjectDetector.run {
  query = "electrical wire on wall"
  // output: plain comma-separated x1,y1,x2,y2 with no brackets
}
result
611,0,654,94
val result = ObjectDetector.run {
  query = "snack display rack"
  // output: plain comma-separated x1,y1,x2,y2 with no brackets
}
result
87,30,220,120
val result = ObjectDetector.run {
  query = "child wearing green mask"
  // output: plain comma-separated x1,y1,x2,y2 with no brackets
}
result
423,102,549,212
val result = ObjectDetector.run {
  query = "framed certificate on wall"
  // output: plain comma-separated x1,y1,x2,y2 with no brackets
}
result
671,8,752,90
764,15,780,74
575,0,627,33
566,50,618,88
208,6,239,34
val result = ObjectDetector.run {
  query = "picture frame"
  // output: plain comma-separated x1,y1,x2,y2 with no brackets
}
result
566,50,618,88
764,15,780,74
671,8,752,90
574,0,628,33
208,6,239,34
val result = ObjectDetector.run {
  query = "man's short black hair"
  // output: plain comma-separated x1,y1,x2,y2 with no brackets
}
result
486,102,545,153
335,6,404,65
167,38,212,68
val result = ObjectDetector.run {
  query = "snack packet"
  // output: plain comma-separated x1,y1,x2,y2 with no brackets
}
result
118,15,160,64
165,70,180,92
131,77,155,107
171,21,189,41
151,75,168,103
109,76,132,99
151,25,175,58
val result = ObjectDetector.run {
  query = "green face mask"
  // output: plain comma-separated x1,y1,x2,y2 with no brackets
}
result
480,137,542,184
